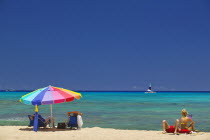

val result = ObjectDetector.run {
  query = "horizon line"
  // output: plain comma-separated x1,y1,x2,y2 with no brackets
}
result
1,90,210,92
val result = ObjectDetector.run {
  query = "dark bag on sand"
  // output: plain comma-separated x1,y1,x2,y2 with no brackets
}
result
57,123,66,129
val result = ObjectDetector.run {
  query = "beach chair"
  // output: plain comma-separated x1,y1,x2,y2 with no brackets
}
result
67,111,79,129
28,114,46,128
67,115,78,129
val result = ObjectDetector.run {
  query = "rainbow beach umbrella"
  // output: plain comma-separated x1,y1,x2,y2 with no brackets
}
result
19,85,82,131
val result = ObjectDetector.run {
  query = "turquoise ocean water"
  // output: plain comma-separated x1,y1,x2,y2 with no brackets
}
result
0,91,210,131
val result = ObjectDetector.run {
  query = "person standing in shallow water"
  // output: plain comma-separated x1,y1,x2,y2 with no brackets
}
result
162,109,198,134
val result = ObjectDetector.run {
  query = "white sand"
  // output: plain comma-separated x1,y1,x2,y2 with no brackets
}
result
0,126,209,140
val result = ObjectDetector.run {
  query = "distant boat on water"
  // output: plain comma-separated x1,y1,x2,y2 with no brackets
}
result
145,83,156,93
5,89,15,92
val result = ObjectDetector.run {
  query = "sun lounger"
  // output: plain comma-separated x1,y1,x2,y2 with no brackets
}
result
28,114,46,128
68,115,78,129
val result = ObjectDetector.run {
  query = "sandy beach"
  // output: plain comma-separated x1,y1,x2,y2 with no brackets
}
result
0,126,209,140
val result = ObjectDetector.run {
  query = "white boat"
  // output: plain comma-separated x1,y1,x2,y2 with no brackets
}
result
145,83,156,93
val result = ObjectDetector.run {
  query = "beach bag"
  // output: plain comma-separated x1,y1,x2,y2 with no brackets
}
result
57,122,66,129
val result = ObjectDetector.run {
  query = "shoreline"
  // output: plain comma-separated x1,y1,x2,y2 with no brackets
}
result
0,126,209,140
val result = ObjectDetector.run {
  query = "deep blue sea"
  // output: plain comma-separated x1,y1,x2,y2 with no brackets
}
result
0,91,210,131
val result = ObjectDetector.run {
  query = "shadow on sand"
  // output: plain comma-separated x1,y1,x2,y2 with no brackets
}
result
19,127,78,132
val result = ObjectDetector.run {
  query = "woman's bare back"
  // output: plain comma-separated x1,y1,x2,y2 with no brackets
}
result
180,117,194,130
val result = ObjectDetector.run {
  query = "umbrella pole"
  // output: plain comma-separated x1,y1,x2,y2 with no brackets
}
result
50,104,53,119
50,104,54,128
34,105,39,132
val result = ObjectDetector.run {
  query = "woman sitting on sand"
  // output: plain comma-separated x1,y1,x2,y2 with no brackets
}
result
162,109,197,134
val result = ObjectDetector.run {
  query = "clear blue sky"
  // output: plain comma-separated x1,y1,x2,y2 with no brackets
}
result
0,0,210,91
